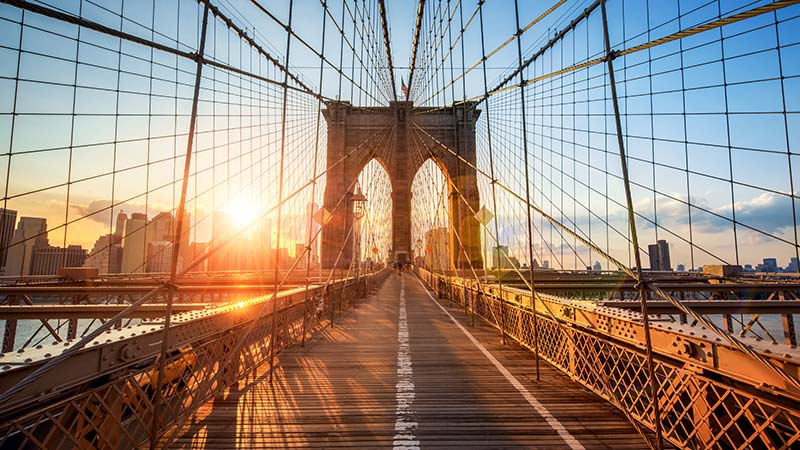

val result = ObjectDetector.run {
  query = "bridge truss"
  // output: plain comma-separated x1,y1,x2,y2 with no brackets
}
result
0,0,798,449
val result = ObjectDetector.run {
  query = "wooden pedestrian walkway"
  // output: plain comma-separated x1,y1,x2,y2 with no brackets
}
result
168,273,648,449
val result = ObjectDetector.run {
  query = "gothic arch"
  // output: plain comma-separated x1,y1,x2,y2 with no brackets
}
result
321,101,483,269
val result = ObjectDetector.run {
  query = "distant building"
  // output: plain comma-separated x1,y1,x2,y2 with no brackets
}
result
30,245,87,276
84,234,123,274
252,218,272,270
593,261,602,271
121,213,148,273
271,247,291,269
677,263,685,272
648,240,672,271
424,228,449,270
295,242,307,268
492,245,507,269
786,257,799,273
743,264,754,272
146,240,179,273
114,211,127,239
542,260,550,270
756,258,779,272
184,242,208,272
5,217,48,276
0,208,17,274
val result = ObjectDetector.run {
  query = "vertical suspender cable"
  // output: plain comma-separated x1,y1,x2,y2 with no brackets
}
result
477,0,506,344
599,1,662,448
513,0,540,381
150,4,210,449
269,0,295,384
303,0,329,347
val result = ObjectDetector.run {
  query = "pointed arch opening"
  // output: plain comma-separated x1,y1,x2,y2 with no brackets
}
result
356,158,392,266
411,158,452,270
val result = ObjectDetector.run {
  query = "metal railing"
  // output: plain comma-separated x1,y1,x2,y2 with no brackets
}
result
419,268,800,450
0,268,389,449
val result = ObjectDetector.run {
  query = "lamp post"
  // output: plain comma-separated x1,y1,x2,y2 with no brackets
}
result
475,205,494,281
351,187,367,290
415,237,423,267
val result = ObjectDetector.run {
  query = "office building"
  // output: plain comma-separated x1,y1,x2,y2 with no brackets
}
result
121,213,147,273
0,208,17,274
756,258,778,272
146,240,178,273
5,217,48,276
492,245,516,270
424,228,449,270
84,234,123,274
184,242,208,272
114,211,127,239
30,245,86,276
648,239,672,271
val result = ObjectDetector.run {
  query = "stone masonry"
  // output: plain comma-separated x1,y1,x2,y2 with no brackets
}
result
321,101,483,269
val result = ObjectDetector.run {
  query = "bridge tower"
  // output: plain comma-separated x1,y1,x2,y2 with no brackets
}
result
322,101,483,270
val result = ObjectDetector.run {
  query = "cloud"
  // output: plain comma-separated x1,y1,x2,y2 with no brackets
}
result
70,200,173,227
699,192,796,235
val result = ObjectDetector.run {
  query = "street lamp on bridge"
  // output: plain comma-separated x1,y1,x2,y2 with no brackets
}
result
351,187,367,282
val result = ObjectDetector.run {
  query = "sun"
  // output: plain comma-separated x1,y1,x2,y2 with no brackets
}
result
228,197,259,229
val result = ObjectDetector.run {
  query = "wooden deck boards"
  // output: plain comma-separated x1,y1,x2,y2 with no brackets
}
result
168,274,648,449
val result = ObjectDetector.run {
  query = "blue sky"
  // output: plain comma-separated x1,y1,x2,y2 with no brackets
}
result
0,0,799,271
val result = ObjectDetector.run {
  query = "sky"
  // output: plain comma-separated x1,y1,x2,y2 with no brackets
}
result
0,0,799,271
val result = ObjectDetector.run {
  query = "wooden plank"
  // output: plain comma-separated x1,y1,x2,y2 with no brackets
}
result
167,274,650,449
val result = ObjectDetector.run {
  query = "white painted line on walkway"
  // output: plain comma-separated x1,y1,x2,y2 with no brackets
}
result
414,276,585,450
394,277,420,450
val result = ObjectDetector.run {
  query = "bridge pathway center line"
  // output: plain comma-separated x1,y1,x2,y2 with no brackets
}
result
393,276,420,449
414,275,586,450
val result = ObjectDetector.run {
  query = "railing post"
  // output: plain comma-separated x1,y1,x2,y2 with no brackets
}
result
780,292,798,346
2,296,18,353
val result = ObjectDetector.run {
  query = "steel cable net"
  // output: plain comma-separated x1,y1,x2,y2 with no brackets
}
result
406,1,800,449
0,0,396,448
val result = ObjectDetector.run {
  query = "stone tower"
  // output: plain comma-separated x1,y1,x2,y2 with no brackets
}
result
321,101,483,270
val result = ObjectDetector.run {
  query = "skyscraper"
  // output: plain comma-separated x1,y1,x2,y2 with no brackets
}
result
0,208,17,274
146,240,177,273
648,239,672,271
209,211,233,271
492,245,514,270
424,228,449,270
31,245,86,275
5,217,48,276
121,213,147,273
114,211,127,239
84,234,123,273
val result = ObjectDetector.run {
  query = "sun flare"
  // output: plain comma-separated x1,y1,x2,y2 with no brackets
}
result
228,197,259,229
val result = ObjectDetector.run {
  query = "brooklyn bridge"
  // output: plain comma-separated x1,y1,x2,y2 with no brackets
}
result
0,0,799,448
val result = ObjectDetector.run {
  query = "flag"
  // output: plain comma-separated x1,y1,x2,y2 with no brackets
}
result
401,78,408,97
